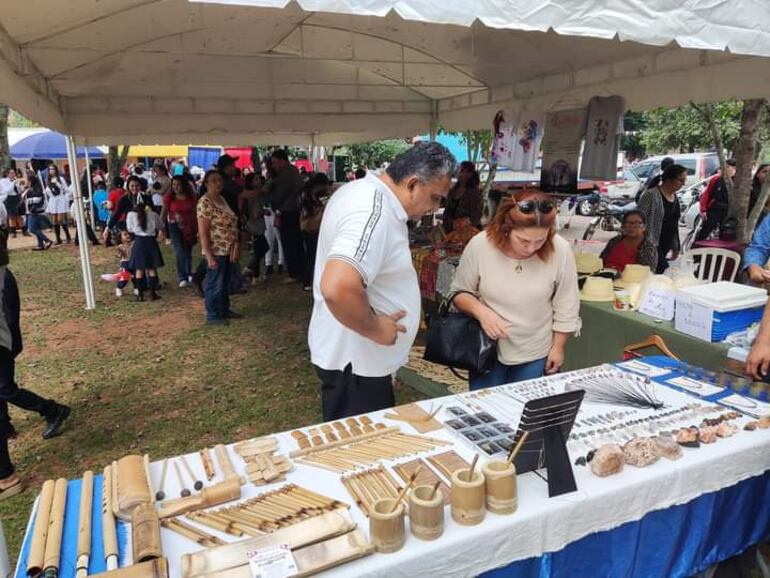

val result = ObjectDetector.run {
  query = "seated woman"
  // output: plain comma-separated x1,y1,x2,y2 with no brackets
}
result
452,191,581,390
599,210,657,273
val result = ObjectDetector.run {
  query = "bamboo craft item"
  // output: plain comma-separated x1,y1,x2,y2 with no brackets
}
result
160,519,226,548
93,558,168,578
131,503,163,563
450,458,486,526
289,417,383,452
42,478,68,578
76,471,94,578
408,484,444,541
102,467,119,570
199,449,215,482
27,479,55,578
340,466,403,516
369,498,405,554
293,427,450,473
187,484,348,535
157,477,241,519
482,460,517,515
383,403,444,433
427,451,471,482
233,437,293,486
186,530,373,578
113,455,153,521
181,509,358,577
393,459,450,504
180,456,204,491
155,460,169,501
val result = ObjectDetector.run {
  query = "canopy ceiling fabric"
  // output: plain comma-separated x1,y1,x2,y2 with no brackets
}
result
1,0,770,145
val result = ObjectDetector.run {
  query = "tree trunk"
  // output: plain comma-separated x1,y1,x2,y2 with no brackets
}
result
730,99,764,243
0,105,10,169
108,145,129,178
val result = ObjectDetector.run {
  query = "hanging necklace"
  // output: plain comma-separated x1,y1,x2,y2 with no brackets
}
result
515,261,523,273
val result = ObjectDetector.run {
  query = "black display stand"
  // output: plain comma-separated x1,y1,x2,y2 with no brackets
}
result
511,390,584,497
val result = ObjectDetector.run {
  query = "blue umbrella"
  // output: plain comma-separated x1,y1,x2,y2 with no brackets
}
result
11,130,105,160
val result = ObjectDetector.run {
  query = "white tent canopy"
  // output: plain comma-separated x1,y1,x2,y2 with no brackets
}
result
2,0,770,146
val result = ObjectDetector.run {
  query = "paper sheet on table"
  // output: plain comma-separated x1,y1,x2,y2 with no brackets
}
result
666,376,725,397
718,393,770,419
617,360,671,378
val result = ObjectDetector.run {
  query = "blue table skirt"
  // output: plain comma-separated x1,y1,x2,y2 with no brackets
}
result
482,470,770,578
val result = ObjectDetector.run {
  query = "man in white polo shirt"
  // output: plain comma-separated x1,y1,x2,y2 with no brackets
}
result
309,143,456,420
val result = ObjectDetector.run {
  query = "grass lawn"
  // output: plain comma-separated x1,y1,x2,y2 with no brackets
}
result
0,239,427,562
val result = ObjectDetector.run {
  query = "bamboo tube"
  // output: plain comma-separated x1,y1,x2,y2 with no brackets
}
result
143,455,155,503
158,477,241,519
199,450,215,481
213,446,237,480
42,478,68,578
195,511,264,536
289,427,400,458
156,460,168,501
103,467,119,570
76,471,94,578
161,519,225,547
91,558,167,578
187,513,246,537
26,479,55,578
132,503,163,563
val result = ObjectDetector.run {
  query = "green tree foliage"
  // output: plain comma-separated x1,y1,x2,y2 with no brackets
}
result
639,100,749,154
348,139,410,168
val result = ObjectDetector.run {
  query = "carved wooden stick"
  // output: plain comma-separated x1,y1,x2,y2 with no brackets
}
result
76,471,94,578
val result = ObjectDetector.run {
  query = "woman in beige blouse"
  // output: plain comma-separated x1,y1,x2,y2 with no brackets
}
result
452,192,580,389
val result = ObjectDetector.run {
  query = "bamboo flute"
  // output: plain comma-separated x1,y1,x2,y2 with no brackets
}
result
102,466,119,570
76,471,94,578
26,479,55,578
42,478,68,578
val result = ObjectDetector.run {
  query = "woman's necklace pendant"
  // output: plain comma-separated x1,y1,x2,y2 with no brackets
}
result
515,262,523,273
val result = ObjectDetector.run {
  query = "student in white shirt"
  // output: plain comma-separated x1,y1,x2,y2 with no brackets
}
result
44,165,72,244
127,200,164,302
308,142,456,420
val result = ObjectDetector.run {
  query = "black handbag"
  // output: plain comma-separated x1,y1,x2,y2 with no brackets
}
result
423,290,496,375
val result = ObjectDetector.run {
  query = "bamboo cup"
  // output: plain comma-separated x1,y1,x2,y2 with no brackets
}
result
408,484,444,541
482,460,517,515
368,498,405,554
450,468,485,526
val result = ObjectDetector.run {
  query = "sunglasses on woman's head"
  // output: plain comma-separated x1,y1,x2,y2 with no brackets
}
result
515,199,555,214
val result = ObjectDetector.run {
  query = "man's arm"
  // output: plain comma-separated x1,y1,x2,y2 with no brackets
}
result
747,300,770,379
320,260,406,346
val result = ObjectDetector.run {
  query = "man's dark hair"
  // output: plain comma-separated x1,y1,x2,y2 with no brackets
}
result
112,176,124,189
354,168,366,180
661,157,675,170
271,149,289,162
385,142,457,184
661,163,688,183
727,158,737,167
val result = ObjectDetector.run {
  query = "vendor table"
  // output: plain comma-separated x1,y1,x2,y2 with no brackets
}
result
566,301,731,373
15,359,770,578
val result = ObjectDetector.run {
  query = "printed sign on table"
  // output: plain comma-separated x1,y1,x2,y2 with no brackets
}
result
639,288,676,321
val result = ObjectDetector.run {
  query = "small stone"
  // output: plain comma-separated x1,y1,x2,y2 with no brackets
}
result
699,426,718,444
623,437,661,467
575,456,587,467
586,449,596,462
676,427,700,448
590,444,624,477
758,415,770,429
716,422,737,438
744,421,758,431
653,435,683,461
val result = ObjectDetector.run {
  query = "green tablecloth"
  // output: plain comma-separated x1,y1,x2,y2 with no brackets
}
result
565,300,731,372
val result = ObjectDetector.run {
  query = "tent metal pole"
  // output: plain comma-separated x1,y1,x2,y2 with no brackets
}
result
429,100,438,140
65,135,96,310
83,139,96,229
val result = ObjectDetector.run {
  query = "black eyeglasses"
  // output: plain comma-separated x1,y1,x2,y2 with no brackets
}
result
515,200,555,215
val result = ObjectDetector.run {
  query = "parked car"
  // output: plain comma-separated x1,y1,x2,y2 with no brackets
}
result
601,168,642,202
634,153,720,188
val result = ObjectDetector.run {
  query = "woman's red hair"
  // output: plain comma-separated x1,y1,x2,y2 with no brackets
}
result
486,190,556,261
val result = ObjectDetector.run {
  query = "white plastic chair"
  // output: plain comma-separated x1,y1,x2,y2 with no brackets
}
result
687,248,742,282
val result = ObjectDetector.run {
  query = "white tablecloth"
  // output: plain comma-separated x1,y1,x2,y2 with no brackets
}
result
145,365,770,578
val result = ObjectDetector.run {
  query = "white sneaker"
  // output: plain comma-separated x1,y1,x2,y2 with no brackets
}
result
115,288,123,297
179,280,189,288
188,275,194,282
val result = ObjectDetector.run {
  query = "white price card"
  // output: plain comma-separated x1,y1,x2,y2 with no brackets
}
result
675,300,713,342
617,360,671,378
718,393,770,419
666,376,725,397
247,544,298,578
638,287,676,321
